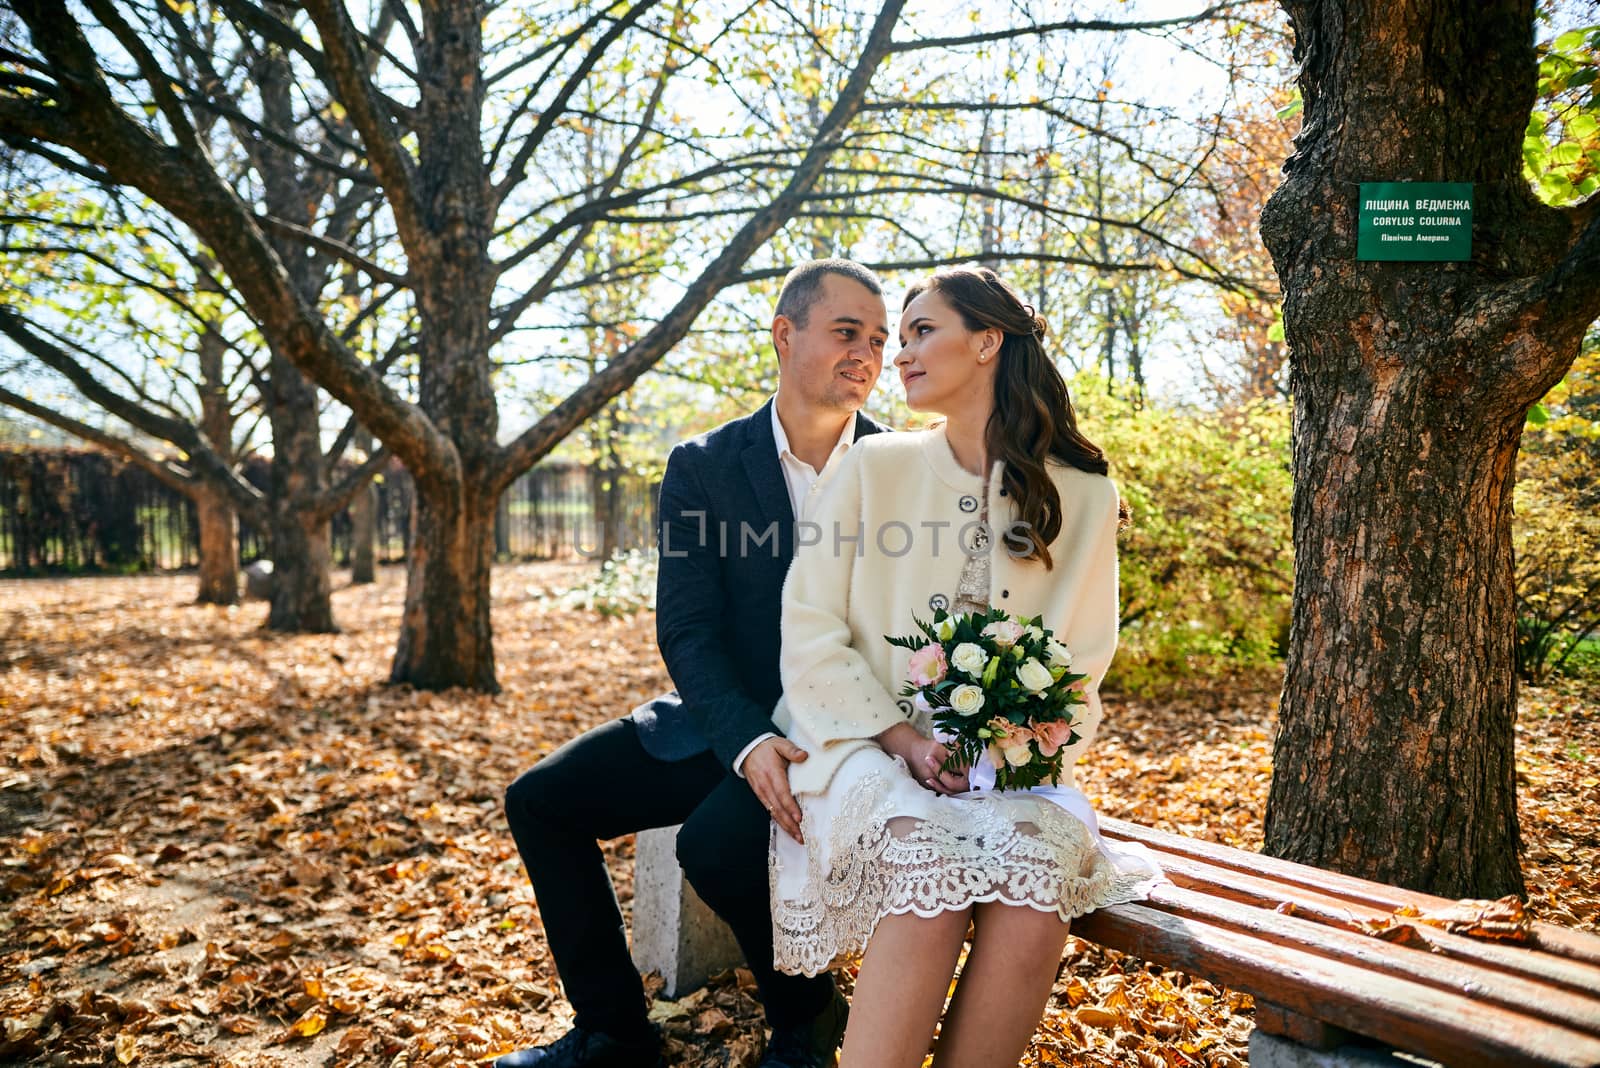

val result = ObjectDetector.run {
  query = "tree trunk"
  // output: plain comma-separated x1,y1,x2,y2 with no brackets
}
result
350,429,377,584
194,486,239,604
264,349,336,633
1258,0,1598,896
194,283,239,605
494,490,511,560
268,504,335,632
246,39,338,632
1263,370,1526,895
388,1,499,689
392,487,497,690
590,459,621,564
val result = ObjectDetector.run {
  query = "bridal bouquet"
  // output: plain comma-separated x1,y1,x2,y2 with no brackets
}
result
885,607,1089,790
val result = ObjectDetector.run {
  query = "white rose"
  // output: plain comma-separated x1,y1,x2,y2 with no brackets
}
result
949,684,987,716
1000,735,1035,767
951,642,990,678
934,617,956,641
1045,638,1073,669
1017,657,1053,693
981,619,1025,647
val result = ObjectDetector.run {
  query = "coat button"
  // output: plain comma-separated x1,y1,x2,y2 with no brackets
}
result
1001,590,1010,599
959,494,978,513
929,593,949,611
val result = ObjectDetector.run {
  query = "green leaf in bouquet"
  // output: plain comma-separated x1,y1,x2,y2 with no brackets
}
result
981,655,1001,687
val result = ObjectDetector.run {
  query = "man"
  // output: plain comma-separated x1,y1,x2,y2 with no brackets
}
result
499,260,891,1068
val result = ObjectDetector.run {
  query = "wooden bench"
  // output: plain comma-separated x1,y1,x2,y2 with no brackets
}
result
634,821,1600,1066
1074,818,1600,1068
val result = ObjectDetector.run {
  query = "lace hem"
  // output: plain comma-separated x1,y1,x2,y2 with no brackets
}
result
770,765,1157,977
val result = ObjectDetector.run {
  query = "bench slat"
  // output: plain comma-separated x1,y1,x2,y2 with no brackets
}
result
1072,902,1600,1068
1147,847,1600,998
1100,818,1600,968
1139,881,1600,1039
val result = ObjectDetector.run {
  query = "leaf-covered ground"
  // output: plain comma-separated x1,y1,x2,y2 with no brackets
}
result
1,565,1595,1066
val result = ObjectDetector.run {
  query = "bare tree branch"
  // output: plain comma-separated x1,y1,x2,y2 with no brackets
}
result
889,2,1258,53
0,305,268,521
311,445,392,522
0,382,196,495
0,2,459,498
491,0,910,494
301,0,428,257
256,213,409,287
492,0,661,205
489,47,678,344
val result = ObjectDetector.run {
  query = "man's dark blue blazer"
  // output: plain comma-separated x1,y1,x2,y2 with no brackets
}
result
632,397,890,768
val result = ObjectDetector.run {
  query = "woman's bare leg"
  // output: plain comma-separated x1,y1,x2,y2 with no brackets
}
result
931,902,1071,1068
839,907,970,1068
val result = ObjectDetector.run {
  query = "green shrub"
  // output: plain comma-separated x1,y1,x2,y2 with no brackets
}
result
1556,635,1600,679
562,549,659,618
1515,346,1600,684
1070,374,1294,693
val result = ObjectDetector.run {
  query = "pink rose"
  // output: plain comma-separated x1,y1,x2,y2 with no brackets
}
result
999,725,1036,767
906,643,948,687
981,619,1025,648
985,717,1034,767
1031,718,1075,758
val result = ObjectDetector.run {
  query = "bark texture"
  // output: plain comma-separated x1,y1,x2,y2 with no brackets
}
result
1259,0,1600,896
194,487,239,605
195,292,239,605
264,350,336,633
350,431,377,585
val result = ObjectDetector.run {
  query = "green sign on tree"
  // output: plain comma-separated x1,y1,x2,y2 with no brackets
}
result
1357,182,1474,262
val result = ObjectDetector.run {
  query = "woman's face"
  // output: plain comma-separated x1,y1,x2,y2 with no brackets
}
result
894,288,1001,415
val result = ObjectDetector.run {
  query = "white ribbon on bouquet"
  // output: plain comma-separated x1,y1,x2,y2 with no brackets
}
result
918,693,1103,837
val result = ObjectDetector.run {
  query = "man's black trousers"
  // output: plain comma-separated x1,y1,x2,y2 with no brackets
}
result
503,717,833,1038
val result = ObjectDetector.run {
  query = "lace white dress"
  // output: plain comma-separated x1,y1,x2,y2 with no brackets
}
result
769,476,1164,978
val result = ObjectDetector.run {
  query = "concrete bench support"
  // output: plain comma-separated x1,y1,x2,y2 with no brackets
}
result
630,825,743,998
1250,1031,1443,1068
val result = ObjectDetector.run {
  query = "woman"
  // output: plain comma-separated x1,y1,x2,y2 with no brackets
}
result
768,266,1162,1067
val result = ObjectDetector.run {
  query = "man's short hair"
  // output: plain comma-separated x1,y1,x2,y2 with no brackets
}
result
774,259,883,329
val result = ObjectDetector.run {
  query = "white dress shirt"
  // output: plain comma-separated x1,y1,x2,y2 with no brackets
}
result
731,403,858,776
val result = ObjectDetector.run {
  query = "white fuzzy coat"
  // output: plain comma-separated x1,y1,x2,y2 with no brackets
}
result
774,425,1122,798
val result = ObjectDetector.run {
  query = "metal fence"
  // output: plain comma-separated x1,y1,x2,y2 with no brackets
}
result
0,447,658,574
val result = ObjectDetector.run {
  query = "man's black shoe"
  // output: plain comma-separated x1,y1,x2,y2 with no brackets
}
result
493,1025,665,1068
760,988,849,1068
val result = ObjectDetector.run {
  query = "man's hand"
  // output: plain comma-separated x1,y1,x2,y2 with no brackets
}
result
744,737,808,844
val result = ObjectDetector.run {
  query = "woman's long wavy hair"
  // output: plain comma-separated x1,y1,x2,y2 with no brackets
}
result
903,266,1124,569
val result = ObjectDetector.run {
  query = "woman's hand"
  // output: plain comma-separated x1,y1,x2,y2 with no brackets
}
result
876,722,970,796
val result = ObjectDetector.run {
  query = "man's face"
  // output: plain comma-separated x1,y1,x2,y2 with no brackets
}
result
773,274,889,413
